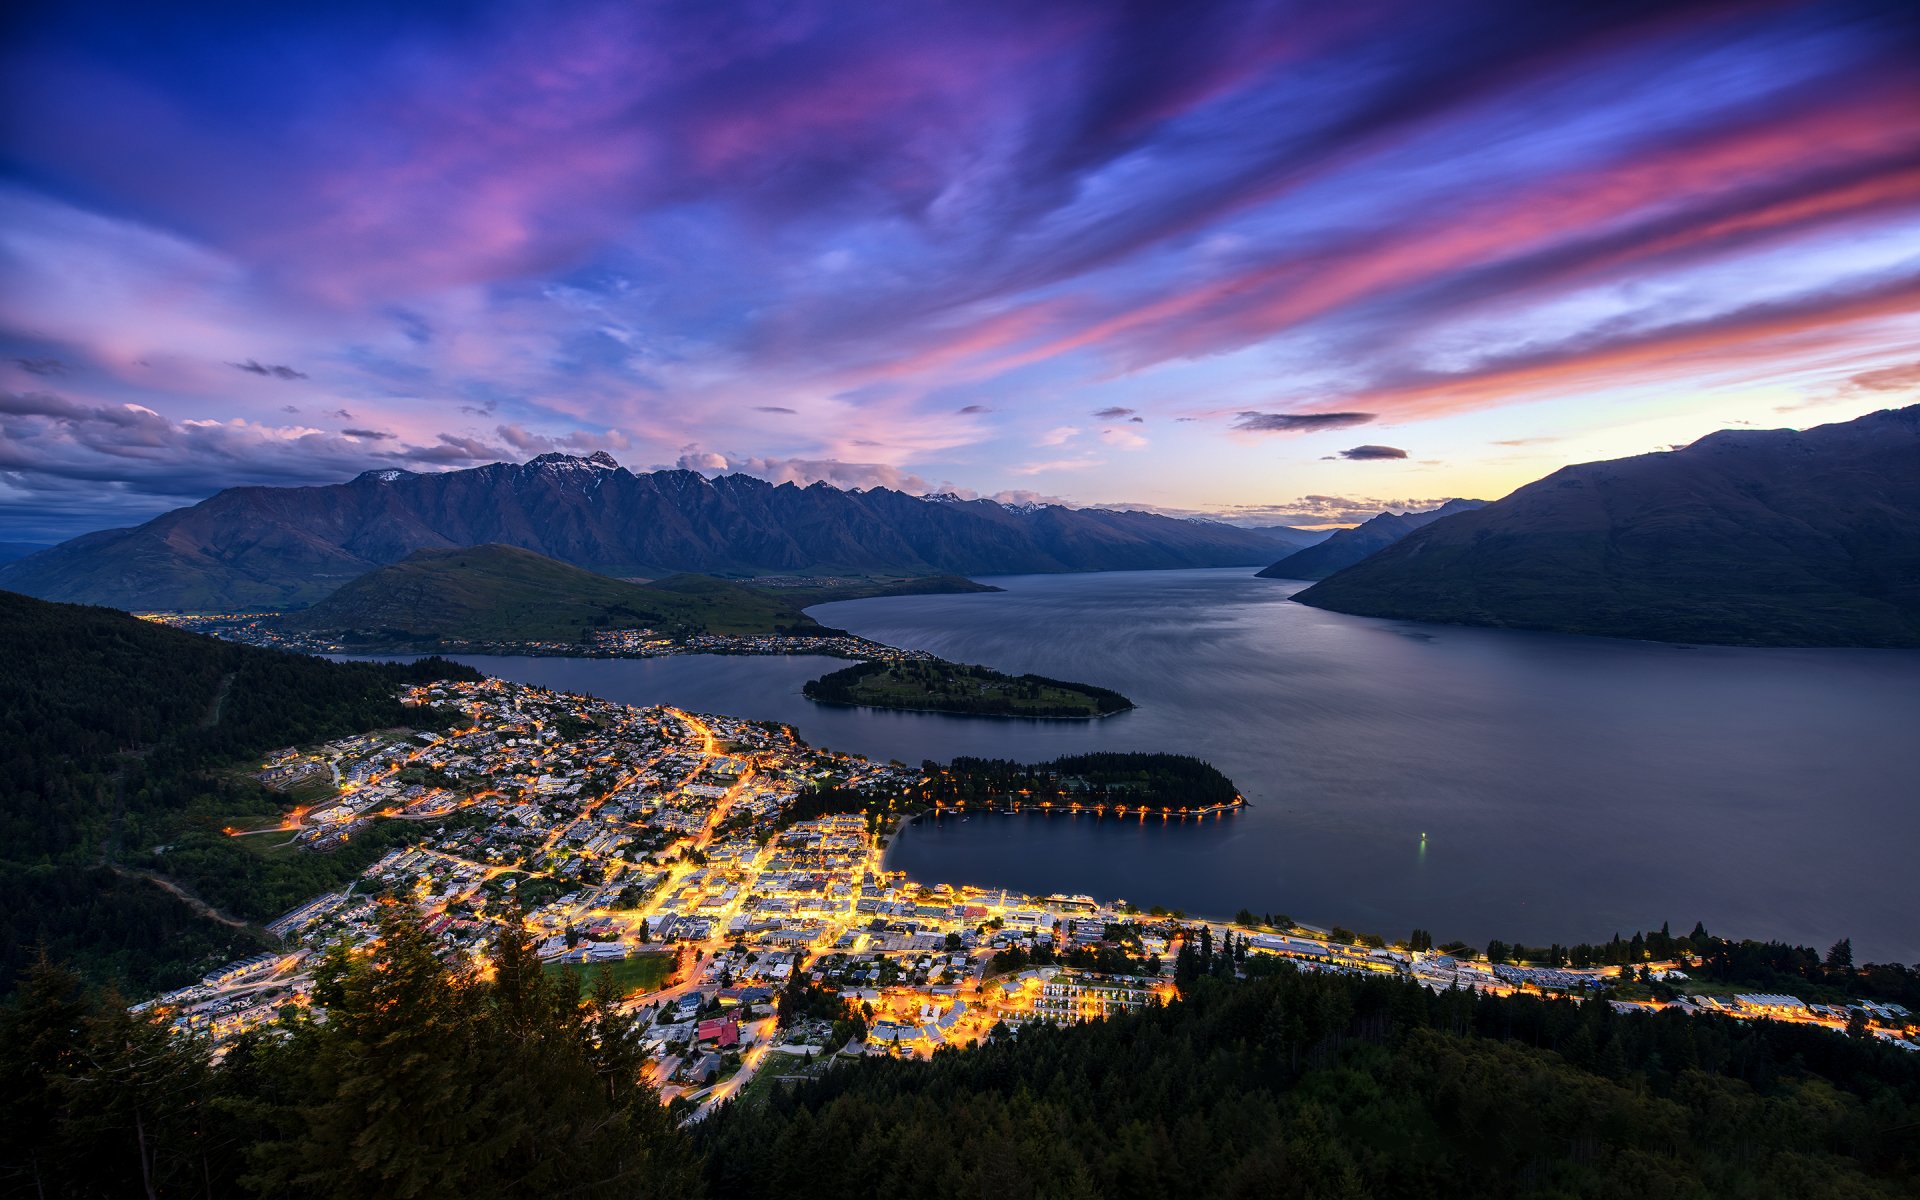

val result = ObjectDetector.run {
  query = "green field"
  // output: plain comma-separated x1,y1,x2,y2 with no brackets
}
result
277,776,339,805
542,951,677,997
804,658,1132,718
732,1053,831,1108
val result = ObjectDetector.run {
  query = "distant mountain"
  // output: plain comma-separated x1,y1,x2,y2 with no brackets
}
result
0,451,1293,610
1256,499,1485,580
280,544,826,644
0,541,51,563
1296,405,1920,647
1244,524,1332,552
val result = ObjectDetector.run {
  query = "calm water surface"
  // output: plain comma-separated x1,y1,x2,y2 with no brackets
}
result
367,569,1920,960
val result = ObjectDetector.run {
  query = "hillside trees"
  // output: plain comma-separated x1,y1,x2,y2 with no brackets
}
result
0,908,702,1199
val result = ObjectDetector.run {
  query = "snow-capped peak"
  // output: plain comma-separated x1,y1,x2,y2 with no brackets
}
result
529,450,621,470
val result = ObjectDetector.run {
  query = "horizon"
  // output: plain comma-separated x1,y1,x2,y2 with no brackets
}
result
10,400,1910,548
4,0,1918,543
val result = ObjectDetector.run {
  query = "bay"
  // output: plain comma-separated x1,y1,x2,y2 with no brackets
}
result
348,567,1920,961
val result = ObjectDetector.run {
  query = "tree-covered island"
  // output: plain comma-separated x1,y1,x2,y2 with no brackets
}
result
782,752,1243,827
916,752,1240,813
802,658,1134,719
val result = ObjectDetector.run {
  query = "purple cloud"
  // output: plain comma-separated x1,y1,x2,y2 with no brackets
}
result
1232,411,1377,434
1335,444,1408,460
0,1,1915,539
229,359,307,380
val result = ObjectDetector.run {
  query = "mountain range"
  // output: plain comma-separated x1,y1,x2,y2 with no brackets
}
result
1256,498,1486,580
1296,405,1920,647
280,544,829,645
0,452,1316,611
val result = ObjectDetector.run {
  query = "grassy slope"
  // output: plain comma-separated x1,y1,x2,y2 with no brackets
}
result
283,544,825,642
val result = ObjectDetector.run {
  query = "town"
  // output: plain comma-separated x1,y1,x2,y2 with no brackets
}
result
137,609,942,664
139,677,1919,1117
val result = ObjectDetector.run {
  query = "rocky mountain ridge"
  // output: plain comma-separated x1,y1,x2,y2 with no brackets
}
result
0,453,1307,610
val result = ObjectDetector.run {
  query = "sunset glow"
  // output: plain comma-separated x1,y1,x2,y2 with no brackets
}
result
3,0,1917,539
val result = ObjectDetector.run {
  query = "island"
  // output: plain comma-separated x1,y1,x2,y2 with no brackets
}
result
915,752,1241,815
779,751,1244,833
802,657,1134,718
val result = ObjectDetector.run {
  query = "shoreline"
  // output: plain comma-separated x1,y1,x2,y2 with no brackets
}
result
305,641,886,661
923,798,1245,818
880,810,919,851
802,696,1136,722
880,797,1246,869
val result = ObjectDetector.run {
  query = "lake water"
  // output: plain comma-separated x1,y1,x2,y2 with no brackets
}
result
362,568,1920,962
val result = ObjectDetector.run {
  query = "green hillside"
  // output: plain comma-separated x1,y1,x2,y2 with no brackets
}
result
0,590,478,995
280,544,827,644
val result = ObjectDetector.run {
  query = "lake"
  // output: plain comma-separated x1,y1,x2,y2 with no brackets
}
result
363,568,1920,962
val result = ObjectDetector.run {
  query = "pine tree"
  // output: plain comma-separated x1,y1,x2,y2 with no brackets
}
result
1,955,229,1199
0,956,91,1198
245,904,701,1199
264,904,499,1197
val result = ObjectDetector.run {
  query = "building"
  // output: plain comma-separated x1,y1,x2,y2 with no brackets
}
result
696,1018,740,1048
1735,993,1812,1018
1031,970,1165,1023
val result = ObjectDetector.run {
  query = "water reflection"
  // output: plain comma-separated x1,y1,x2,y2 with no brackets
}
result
343,568,1920,960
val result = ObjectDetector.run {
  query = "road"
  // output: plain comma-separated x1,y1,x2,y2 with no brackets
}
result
109,865,255,930
690,1014,782,1120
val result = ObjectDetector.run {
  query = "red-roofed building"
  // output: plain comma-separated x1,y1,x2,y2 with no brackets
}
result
696,1018,739,1048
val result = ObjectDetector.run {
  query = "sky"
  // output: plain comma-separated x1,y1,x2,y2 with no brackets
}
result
2,0,1918,542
